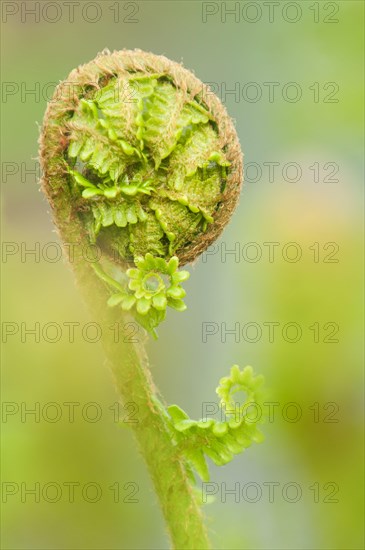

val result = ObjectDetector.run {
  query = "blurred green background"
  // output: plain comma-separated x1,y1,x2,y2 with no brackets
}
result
1,1,364,548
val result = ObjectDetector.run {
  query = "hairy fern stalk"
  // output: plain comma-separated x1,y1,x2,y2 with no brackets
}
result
40,49,264,549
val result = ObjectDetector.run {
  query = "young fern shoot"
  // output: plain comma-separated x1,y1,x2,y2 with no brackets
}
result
39,49,264,550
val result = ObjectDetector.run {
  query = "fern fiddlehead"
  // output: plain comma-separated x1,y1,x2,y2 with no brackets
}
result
40,49,263,550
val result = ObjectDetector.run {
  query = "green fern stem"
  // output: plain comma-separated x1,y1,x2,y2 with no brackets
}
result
42,172,210,548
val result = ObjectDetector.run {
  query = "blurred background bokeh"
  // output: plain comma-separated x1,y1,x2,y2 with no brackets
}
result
1,1,364,548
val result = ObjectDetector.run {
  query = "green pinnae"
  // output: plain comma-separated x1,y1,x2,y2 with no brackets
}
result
166,366,265,482
66,74,230,265
105,254,189,335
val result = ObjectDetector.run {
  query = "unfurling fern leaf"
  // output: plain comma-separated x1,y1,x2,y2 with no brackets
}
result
167,366,265,482
41,49,252,550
